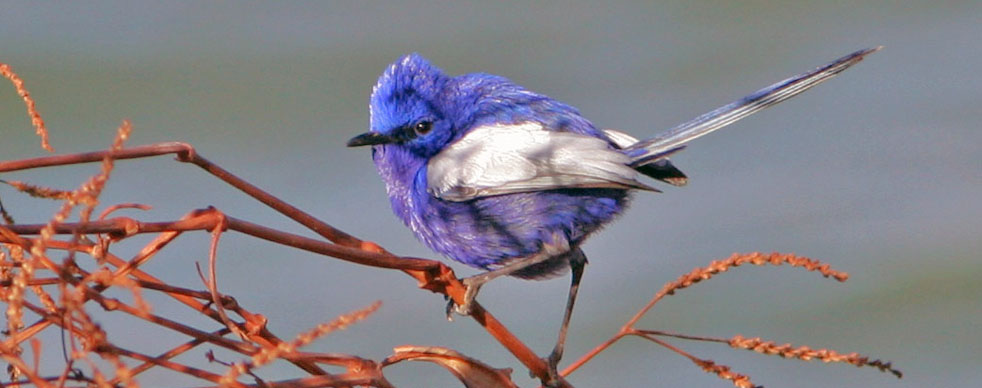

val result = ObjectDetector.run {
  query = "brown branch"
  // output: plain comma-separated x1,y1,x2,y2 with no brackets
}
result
627,252,849,331
223,301,384,385
113,344,239,386
0,142,358,246
3,214,438,271
110,328,232,384
633,330,758,388
24,290,258,356
8,235,274,385
4,229,332,377
562,252,854,382
201,211,248,340
2,206,555,383
5,212,551,384
221,374,391,388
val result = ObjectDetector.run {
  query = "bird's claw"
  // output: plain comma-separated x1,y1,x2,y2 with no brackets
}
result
534,351,563,387
444,297,460,321
445,278,483,320
546,351,562,370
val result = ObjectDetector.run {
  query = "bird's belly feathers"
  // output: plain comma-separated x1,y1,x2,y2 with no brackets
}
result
405,187,631,275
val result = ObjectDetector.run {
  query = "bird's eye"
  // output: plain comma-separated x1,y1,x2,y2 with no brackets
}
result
414,121,433,136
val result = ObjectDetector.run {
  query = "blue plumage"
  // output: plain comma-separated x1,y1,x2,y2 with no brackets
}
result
349,50,878,279
359,54,631,278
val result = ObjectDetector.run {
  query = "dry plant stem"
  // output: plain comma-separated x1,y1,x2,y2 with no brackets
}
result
0,142,566,385
7,218,555,385
203,212,249,340
634,331,756,388
0,277,63,287
2,226,332,378
0,142,355,246
20,300,238,386
283,351,379,366
636,329,728,343
112,328,232,383
7,228,259,357
4,202,551,382
222,302,385,386
0,344,52,388
622,327,901,380
5,215,556,385
561,252,850,379
4,375,99,387
43,240,330,378
97,203,153,220
6,243,264,384
3,122,132,384
0,169,556,386
4,214,436,272
216,374,392,388
0,180,72,200
0,62,52,152
19,290,249,387
111,345,234,386
93,289,259,355
132,279,227,300
728,335,902,378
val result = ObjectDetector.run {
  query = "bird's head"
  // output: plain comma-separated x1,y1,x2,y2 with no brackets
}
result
348,53,455,159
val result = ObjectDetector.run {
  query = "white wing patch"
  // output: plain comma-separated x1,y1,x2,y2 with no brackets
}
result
427,122,655,201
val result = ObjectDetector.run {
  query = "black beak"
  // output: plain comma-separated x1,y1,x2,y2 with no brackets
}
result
347,132,397,147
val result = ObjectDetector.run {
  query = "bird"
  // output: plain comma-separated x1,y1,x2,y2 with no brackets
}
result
347,47,879,383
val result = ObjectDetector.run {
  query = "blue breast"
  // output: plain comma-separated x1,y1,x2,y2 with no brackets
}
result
404,166,630,277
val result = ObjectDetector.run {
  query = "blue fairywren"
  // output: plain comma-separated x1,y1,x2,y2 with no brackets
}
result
348,47,879,382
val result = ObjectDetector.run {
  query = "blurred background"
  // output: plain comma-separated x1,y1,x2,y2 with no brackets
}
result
1,1,979,387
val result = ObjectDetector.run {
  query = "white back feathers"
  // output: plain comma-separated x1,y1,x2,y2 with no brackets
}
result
427,122,655,201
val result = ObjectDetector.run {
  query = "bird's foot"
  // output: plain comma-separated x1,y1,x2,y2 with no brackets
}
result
444,277,483,320
525,348,564,384
539,349,564,387
546,349,562,372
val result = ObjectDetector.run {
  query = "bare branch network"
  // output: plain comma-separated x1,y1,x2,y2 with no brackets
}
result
0,61,900,387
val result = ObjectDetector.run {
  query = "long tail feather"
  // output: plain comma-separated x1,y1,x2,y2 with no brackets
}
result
626,47,882,165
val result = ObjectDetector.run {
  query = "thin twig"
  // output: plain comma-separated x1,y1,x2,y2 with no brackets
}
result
0,62,52,152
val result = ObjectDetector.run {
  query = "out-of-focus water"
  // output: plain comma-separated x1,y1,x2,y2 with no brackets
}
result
2,2,979,387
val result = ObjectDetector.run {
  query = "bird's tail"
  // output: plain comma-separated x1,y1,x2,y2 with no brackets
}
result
605,128,689,186
624,47,882,170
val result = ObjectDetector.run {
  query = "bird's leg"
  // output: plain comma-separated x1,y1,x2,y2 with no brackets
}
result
544,248,586,384
447,234,570,318
447,249,556,318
